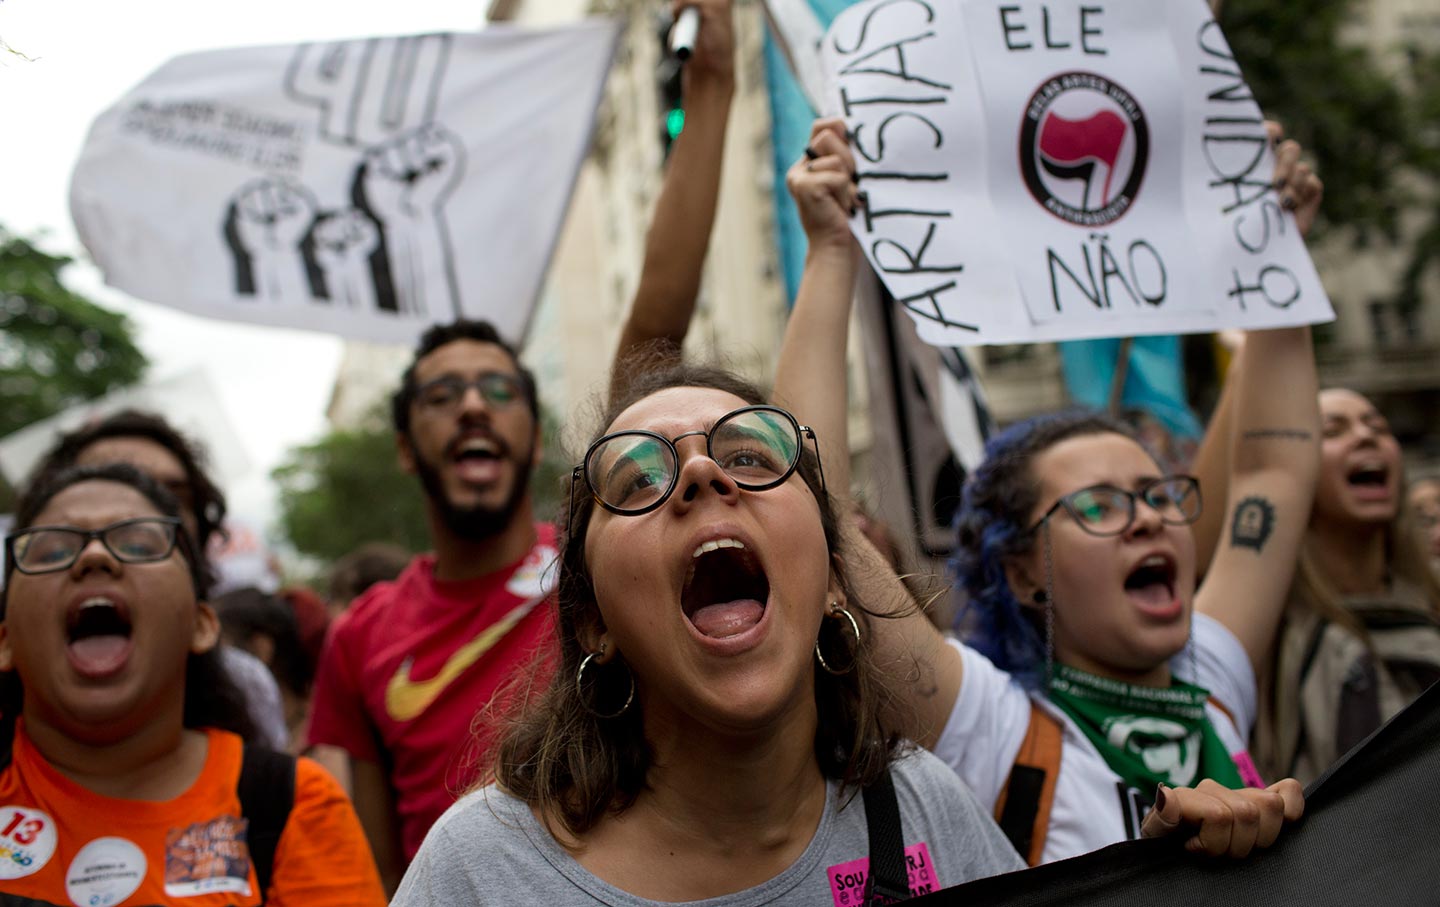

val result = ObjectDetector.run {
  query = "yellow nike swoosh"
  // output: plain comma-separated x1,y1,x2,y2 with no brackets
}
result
384,598,539,722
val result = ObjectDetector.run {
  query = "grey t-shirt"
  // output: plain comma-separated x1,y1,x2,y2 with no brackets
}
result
393,748,1023,906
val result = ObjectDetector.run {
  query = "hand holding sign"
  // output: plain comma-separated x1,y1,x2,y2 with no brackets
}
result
786,118,861,252
1267,121,1322,238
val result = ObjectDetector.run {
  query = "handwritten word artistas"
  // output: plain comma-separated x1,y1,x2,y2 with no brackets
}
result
831,0,975,333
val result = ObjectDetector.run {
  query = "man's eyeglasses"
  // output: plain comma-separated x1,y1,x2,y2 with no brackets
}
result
6,517,184,575
570,405,823,529
1029,475,1202,537
414,373,524,411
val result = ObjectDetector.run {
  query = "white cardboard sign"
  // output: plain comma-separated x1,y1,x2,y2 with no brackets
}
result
821,0,1333,346
70,22,620,345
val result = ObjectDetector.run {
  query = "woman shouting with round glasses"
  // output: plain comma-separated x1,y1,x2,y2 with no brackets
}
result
773,118,1321,866
394,378,1026,905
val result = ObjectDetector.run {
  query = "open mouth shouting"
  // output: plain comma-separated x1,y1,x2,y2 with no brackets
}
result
449,432,509,485
681,538,771,642
1123,553,1180,618
1344,459,1393,501
65,596,135,680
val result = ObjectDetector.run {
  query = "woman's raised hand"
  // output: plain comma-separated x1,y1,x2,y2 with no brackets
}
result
1267,120,1323,238
785,117,860,253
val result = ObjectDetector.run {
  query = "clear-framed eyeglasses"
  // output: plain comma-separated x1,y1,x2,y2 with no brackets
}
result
1029,475,1202,537
570,405,824,531
6,517,184,575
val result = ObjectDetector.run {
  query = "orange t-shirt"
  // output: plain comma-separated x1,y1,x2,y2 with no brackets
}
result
0,724,385,907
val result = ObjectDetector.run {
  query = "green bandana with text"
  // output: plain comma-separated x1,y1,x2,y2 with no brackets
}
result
1047,664,1245,796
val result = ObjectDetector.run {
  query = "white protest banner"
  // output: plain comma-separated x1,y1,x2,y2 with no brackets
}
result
821,0,1333,346
70,22,621,345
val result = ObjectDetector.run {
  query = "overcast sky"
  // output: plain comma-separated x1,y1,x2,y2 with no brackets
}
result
1,0,494,528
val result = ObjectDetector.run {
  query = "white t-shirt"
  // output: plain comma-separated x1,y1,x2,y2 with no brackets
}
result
933,613,1259,864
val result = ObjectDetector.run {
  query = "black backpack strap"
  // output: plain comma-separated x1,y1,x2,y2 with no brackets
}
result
863,768,911,905
238,745,297,904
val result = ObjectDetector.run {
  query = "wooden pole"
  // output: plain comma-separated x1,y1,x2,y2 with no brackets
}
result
1107,336,1135,415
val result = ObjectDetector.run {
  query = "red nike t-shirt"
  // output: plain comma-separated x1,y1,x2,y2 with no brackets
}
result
306,524,557,860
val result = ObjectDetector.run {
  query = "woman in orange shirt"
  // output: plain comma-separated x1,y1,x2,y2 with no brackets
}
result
0,462,386,907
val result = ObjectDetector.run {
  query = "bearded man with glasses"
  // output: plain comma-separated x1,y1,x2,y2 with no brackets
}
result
306,320,560,894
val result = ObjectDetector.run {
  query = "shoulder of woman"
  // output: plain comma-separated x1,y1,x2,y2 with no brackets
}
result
395,786,567,903
420,784,539,854
888,747,987,812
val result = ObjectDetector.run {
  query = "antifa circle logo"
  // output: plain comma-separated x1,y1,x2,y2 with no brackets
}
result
1018,72,1150,227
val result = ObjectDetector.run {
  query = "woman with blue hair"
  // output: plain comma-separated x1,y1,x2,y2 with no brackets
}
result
774,119,1323,865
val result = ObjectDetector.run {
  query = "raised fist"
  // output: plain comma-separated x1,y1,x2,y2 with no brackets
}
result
360,124,465,220
311,208,381,310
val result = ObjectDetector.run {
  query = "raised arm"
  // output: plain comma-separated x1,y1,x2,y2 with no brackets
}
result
1190,332,1243,575
772,119,859,490
609,0,735,401
1194,323,1319,675
772,119,962,749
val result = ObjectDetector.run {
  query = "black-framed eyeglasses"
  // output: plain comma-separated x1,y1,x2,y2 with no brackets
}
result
414,373,525,411
1029,475,1202,537
569,405,824,531
5,517,184,575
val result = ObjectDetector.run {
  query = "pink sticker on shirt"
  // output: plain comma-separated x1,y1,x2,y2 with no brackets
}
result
1231,749,1265,788
826,842,937,906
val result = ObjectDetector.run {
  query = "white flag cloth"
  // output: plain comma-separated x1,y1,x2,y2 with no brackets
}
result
71,21,620,345
0,369,248,487
820,0,1334,346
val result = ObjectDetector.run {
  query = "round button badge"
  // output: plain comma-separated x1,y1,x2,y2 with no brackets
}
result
65,837,147,907
0,805,58,880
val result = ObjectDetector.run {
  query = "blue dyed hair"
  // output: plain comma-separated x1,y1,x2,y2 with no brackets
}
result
951,409,1137,687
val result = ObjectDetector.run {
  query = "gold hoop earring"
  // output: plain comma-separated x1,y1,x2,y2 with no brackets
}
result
576,652,635,718
814,606,861,675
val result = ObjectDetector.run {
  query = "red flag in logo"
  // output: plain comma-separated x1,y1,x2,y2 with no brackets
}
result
1037,110,1127,208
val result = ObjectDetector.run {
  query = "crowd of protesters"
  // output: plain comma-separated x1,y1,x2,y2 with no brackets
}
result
3,0,1440,903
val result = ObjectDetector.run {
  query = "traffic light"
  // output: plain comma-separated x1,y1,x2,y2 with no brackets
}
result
657,24,684,157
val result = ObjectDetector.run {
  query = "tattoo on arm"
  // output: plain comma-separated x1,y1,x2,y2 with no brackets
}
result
1230,496,1276,552
1241,429,1314,442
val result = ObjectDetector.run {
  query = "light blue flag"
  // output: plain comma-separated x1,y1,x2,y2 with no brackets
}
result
1059,336,1204,440
763,0,854,304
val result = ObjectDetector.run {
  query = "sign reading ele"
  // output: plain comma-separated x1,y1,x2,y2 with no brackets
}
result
821,0,1333,346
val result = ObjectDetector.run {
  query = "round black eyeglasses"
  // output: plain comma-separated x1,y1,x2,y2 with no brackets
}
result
570,406,824,529
1028,475,1202,538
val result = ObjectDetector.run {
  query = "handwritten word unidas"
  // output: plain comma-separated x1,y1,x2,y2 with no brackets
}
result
999,4,1107,55
1047,232,1166,311
831,0,976,332
1195,19,1299,311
